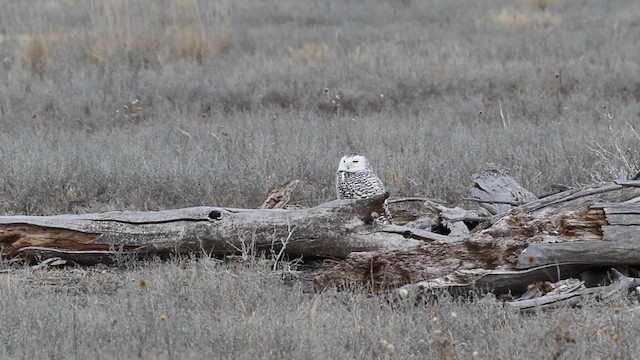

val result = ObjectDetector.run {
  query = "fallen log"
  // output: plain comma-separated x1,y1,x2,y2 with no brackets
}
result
315,181,640,294
517,239,640,270
6,166,640,309
468,163,538,216
514,201,640,269
395,263,595,299
0,193,427,263
313,233,530,293
506,268,640,311
259,180,300,209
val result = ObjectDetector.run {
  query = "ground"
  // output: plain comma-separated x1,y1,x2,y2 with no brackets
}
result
1,0,640,358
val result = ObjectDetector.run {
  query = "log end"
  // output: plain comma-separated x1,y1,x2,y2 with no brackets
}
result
0,225,104,258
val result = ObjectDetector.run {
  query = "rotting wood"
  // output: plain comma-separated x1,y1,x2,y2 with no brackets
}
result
468,163,538,216
0,193,425,263
490,183,630,224
313,234,530,293
516,238,640,270
392,199,485,234
396,263,595,299
315,181,640,295
557,207,606,240
259,180,301,209
507,269,640,311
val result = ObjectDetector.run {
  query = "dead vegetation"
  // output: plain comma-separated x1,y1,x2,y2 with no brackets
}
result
2,0,640,358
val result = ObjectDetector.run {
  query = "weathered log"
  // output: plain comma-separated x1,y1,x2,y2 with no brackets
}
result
490,182,640,224
0,194,427,263
259,180,300,209
507,269,640,311
602,225,640,242
18,247,126,265
395,263,595,298
516,238,640,269
313,234,530,293
513,201,640,269
380,199,438,227
468,163,538,215
315,182,640,293
389,198,485,234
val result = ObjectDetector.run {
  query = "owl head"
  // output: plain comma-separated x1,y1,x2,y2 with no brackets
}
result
337,153,371,172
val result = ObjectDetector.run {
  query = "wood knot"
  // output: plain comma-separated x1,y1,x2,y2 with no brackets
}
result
209,210,223,220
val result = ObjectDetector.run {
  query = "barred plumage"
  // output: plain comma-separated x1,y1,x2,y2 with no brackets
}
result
335,153,392,223
336,168,385,199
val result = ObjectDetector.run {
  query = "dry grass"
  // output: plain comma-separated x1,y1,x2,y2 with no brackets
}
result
1,0,640,357
1,259,639,359
0,0,638,213
20,35,48,79
486,8,561,30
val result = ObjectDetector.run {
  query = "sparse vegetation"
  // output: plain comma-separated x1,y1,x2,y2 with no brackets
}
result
1,0,640,358
1,259,640,359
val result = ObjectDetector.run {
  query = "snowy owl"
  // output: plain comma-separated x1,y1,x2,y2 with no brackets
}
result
335,153,392,223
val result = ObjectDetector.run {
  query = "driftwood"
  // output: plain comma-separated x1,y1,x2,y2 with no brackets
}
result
395,263,595,299
313,234,530,293
468,163,538,215
396,266,640,312
0,193,431,264
259,180,300,209
507,268,640,311
314,173,640,303
5,163,640,310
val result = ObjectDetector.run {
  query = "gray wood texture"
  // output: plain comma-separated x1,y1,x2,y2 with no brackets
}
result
468,163,538,215
0,194,425,262
516,238,640,269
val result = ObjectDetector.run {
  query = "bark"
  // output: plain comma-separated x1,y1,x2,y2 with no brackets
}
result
506,269,640,311
517,239,640,270
468,163,538,215
313,234,530,293
0,194,427,263
259,180,301,209
314,181,640,295
396,263,595,298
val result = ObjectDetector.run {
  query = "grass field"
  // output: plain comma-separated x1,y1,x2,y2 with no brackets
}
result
1,258,640,359
1,0,640,358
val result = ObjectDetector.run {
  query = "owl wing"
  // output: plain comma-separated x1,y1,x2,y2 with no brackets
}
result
357,171,385,198
336,170,385,199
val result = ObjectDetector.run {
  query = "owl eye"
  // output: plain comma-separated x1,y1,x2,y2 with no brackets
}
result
352,160,359,163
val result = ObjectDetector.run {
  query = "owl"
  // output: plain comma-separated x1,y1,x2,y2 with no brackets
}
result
335,153,392,223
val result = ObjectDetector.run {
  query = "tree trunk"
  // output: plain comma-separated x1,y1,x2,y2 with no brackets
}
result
0,194,429,264
315,181,640,294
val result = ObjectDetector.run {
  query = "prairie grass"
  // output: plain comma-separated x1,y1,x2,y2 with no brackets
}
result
1,258,639,359
1,0,640,357
0,0,638,214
